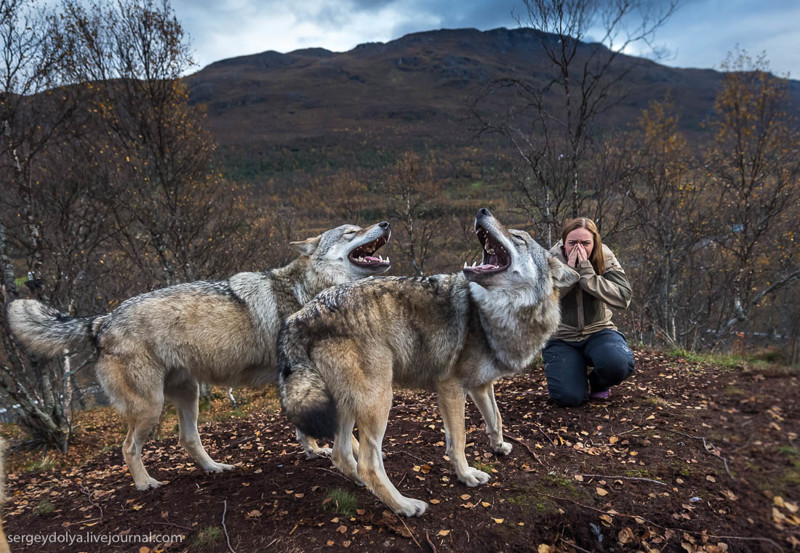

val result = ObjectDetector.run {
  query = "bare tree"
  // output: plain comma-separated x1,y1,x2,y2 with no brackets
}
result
0,0,86,450
471,0,678,245
625,97,707,346
703,50,800,347
63,0,243,287
386,152,442,276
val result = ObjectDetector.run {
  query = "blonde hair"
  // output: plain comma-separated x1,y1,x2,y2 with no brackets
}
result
562,217,605,275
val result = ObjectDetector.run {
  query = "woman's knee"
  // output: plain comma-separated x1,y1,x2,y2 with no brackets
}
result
548,386,586,407
592,342,635,383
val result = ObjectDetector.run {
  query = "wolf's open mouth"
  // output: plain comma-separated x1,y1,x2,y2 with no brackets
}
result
349,235,390,268
463,224,511,275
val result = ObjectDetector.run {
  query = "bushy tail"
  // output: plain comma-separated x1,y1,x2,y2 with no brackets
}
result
5,299,100,358
278,322,338,440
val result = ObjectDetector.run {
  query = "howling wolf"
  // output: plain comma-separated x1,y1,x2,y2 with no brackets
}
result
279,209,578,516
7,222,391,490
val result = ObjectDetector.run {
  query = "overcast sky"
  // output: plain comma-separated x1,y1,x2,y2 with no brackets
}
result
172,0,799,78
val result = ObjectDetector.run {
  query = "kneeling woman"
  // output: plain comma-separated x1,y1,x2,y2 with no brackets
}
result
543,218,635,406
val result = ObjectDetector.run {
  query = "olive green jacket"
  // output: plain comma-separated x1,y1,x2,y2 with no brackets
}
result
549,241,632,341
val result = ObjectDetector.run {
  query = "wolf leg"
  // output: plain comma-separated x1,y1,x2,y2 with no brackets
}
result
296,429,332,458
122,405,165,490
331,415,363,485
469,382,512,455
98,355,165,490
438,379,491,487
166,377,234,473
356,392,427,517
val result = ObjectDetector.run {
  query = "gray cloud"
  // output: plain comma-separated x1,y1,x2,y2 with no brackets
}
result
173,0,799,77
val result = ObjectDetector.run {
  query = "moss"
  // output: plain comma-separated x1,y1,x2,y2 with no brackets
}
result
192,526,223,548
33,499,56,515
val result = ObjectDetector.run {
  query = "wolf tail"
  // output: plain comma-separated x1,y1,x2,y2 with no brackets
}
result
278,322,338,440
5,299,102,358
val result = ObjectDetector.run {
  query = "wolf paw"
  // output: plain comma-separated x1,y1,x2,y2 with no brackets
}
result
394,497,428,517
205,462,235,473
135,477,164,491
459,467,491,487
493,442,512,456
306,447,333,459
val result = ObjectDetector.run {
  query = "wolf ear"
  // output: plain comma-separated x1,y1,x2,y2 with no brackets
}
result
290,236,321,257
548,255,580,288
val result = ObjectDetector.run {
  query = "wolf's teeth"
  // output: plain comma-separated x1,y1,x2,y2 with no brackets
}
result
464,262,468,269
472,262,477,267
358,257,365,262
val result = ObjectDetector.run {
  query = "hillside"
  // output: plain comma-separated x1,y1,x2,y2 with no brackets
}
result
185,27,744,186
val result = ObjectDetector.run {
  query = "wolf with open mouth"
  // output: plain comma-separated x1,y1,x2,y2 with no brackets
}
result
7,221,392,490
279,208,578,516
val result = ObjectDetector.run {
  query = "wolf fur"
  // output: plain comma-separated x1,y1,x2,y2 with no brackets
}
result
7,222,391,490
279,209,578,516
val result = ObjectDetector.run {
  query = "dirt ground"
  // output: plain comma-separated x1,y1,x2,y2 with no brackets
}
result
3,349,799,552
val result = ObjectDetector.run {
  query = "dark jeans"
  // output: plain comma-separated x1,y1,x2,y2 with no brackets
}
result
542,329,635,407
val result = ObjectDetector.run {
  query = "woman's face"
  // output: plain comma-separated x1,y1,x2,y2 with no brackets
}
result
564,227,594,259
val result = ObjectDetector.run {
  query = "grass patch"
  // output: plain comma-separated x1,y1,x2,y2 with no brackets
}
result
644,396,669,408
506,491,559,514
325,488,358,517
779,446,800,458
24,455,57,473
668,347,797,372
192,526,223,548
668,348,744,369
472,460,495,474
33,499,56,515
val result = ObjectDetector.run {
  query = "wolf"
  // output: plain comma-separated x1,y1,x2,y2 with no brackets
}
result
6,221,391,490
278,208,578,516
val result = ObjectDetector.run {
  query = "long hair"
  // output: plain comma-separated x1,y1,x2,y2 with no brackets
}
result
561,217,605,275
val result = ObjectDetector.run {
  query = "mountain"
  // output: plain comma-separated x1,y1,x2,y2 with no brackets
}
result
184,27,798,187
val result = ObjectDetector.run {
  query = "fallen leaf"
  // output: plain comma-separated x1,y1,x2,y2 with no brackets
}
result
706,475,717,483
537,545,554,553
596,487,609,497
246,510,262,518
492,517,504,524
438,530,451,537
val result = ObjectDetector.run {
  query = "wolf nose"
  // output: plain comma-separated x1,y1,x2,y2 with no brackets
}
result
379,221,391,230
478,208,491,217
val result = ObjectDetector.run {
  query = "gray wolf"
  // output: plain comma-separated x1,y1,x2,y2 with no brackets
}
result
278,208,578,516
6,221,391,490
